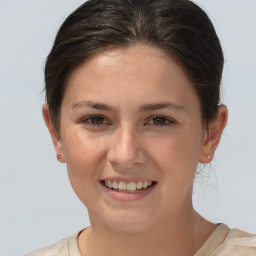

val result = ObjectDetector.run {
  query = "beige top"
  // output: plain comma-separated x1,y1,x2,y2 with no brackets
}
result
26,224,256,256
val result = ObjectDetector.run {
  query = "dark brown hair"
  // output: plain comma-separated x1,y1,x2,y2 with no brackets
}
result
45,0,224,131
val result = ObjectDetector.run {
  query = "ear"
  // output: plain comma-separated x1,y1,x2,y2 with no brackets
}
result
42,103,66,163
199,105,228,163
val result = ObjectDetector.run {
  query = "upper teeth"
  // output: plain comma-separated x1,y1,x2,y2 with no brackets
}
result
104,180,153,191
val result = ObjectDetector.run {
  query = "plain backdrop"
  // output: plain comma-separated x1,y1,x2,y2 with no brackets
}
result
0,1,255,255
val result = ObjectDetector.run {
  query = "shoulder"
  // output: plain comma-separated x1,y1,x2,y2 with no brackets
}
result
26,236,69,256
195,224,256,256
26,231,81,256
214,227,256,255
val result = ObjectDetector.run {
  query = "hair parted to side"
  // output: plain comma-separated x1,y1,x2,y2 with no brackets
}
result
45,0,224,132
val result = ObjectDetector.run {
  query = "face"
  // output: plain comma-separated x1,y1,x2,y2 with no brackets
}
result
49,45,212,233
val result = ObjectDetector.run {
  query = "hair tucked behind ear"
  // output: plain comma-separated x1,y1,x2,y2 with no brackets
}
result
45,0,223,131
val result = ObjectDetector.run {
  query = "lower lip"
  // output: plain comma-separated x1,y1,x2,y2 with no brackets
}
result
100,183,156,201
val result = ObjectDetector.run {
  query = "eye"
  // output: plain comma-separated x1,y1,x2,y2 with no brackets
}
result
82,115,108,126
146,116,175,126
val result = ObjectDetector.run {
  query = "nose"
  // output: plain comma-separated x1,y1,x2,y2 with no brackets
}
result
107,125,146,169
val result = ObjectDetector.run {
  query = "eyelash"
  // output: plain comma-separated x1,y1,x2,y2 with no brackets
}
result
145,116,175,127
81,115,175,128
81,115,109,126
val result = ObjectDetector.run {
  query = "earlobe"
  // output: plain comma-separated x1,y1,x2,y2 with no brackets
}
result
199,105,228,163
42,103,66,163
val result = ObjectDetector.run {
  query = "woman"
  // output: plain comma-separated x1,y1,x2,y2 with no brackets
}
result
27,0,256,255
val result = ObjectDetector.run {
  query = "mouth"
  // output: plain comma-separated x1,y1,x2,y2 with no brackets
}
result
100,180,156,193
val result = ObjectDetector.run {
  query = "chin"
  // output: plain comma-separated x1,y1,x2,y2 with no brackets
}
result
108,218,151,234
91,207,155,234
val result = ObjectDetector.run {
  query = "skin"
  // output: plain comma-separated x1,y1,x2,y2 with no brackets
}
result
43,45,228,256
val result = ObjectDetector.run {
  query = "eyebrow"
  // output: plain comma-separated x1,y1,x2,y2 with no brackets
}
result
72,101,185,112
138,102,185,112
72,101,116,111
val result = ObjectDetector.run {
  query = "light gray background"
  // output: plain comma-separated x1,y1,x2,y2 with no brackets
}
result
0,1,255,255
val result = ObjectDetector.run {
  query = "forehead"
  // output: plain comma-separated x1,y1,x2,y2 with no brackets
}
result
70,45,187,81
63,45,199,110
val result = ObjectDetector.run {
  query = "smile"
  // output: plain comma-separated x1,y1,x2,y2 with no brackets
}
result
101,180,156,193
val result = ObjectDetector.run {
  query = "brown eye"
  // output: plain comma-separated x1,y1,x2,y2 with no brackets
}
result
83,116,107,126
90,116,105,125
147,116,174,126
152,117,168,125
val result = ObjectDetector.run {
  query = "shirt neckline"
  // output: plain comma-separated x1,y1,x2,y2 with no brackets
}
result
68,224,230,256
194,223,230,256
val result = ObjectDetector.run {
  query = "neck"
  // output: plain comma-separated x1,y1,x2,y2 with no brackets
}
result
79,209,201,256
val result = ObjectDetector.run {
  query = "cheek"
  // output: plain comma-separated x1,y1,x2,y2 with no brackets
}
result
149,131,202,181
62,130,108,205
62,130,107,180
